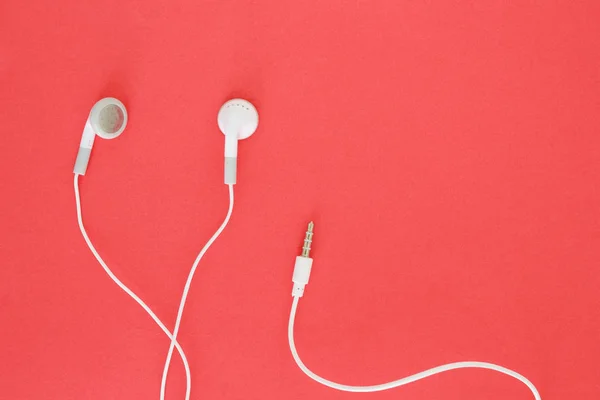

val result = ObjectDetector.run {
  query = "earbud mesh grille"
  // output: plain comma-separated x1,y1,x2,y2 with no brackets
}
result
97,104,124,134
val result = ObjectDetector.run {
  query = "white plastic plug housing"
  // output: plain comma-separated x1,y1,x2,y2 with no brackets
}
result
292,256,313,297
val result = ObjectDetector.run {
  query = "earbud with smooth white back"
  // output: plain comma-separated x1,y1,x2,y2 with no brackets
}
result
73,97,128,175
217,99,258,184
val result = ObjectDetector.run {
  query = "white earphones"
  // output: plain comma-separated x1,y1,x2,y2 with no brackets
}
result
217,99,259,184
73,97,128,175
72,96,259,400
70,95,541,400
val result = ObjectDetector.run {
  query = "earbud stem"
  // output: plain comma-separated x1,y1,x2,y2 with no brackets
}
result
73,119,96,175
224,134,238,158
224,135,238,184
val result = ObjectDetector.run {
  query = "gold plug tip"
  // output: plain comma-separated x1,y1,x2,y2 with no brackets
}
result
301,221,314,257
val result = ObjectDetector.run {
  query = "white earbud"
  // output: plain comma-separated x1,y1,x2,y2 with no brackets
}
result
73,97,128,175
217,99,258,184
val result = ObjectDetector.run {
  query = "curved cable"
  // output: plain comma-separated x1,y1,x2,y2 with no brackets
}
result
289,296,541,399
160,184,235,400
74,174,192,400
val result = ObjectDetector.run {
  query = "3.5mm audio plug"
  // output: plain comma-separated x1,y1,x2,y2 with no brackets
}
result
292,222,314,297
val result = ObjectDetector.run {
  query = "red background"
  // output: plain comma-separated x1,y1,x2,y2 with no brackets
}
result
1,1,599,399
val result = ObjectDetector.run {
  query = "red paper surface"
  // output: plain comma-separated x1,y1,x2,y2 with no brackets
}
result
1,1,599,399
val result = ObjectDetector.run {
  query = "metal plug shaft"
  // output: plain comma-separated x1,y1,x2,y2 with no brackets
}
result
301,221,314,257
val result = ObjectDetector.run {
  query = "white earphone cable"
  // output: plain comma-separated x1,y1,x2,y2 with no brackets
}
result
159,184,235,400
74,174,192,400
288,223,541,399
289,297,541,399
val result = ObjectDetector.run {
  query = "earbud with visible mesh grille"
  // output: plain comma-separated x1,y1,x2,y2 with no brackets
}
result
73,97,128,175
